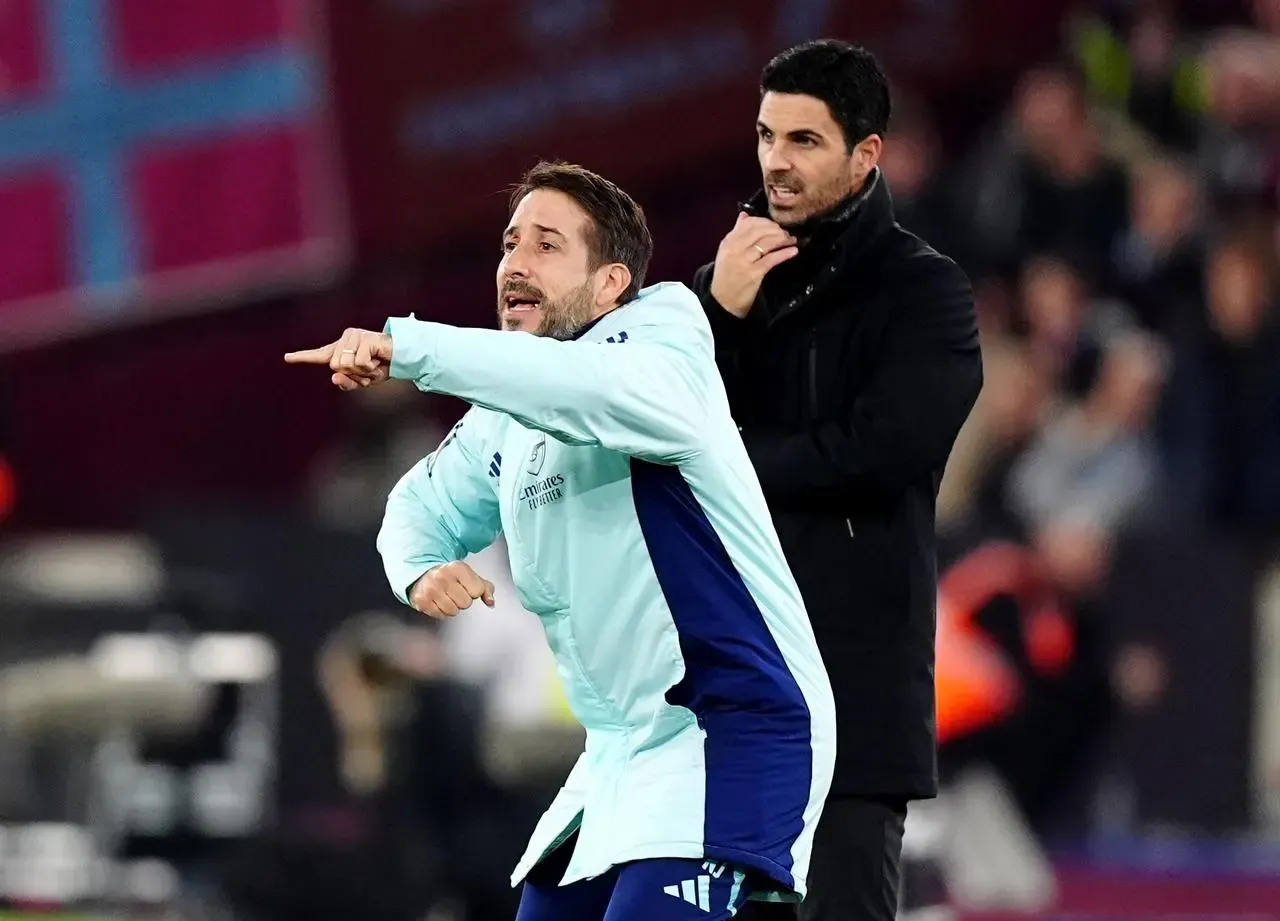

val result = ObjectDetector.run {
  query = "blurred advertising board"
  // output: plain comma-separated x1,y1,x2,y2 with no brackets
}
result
329,0,1073,252
0,0,347,352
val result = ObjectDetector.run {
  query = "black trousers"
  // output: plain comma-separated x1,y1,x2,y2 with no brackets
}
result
738,795,908,921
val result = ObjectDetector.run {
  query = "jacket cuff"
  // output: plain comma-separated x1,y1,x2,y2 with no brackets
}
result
701,291,750,336
384,315,437,384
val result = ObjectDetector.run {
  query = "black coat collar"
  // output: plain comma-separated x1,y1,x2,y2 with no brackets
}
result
739,167,896,269
738,169,897,326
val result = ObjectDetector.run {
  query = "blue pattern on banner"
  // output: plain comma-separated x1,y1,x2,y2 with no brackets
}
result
0,0,314,295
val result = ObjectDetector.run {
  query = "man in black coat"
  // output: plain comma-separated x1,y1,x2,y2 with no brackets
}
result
692,40,982,921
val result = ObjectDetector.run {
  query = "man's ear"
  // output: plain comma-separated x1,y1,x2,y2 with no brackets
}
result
854,134,883,182
596,263,633,307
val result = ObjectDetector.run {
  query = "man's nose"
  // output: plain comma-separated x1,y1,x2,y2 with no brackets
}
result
763,142,791,173
502,244,533,279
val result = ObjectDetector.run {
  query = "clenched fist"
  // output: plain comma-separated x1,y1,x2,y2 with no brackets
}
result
708,211,799,318
409,561,496,618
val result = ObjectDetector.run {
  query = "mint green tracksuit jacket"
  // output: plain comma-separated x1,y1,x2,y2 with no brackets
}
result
376,282,835,899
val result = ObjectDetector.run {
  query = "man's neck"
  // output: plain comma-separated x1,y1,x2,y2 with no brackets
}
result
568,303,621,341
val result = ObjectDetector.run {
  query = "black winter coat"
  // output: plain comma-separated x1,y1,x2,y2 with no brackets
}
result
692,170,982,798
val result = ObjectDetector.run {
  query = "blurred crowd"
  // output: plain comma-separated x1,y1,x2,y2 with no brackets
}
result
872,1,1280,906
900,0,1280,551
909,0,1273,684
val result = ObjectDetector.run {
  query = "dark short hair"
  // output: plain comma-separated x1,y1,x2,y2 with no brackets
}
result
761,40,891,150
510,161,653,304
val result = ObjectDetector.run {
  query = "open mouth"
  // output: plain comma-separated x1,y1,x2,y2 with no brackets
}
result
503,293,542,313
768,185,801,205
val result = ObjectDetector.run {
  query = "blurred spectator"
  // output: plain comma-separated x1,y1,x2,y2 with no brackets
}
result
1110,156,1205,332
1072,1,1208,153
928,516,1165,911
316,613,448,797
963,65,1131,278
928,513,1176,906
1198,22,1280,208
307,381,448,532
880,96,964,262
936,525,1120,830
938,342,1052,533
1159,230,1280,531
220,613,451,921
313,612,533,921
1017,254,1136,393
972,274,1020,341
1006,332,1167,538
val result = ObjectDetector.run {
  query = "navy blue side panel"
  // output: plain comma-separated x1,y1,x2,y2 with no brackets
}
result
630,459,812,889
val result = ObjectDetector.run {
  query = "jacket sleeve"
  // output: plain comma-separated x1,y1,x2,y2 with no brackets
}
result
376,409,503,606
384,288,710,465
691,262,751,397
742,255,983,512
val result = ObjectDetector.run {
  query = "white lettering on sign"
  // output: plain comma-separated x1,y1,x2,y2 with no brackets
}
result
402,27,750,155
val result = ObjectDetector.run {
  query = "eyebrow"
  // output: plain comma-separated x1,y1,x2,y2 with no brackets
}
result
503,223,567,241
757,121,825,143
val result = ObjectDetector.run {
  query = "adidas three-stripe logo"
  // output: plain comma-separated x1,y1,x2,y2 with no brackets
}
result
662,862,726,913
662,877,710,912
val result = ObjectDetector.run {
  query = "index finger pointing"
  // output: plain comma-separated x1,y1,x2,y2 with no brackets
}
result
284,344,336,364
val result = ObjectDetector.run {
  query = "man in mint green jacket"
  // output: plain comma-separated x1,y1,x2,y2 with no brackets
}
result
286,161,835,921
